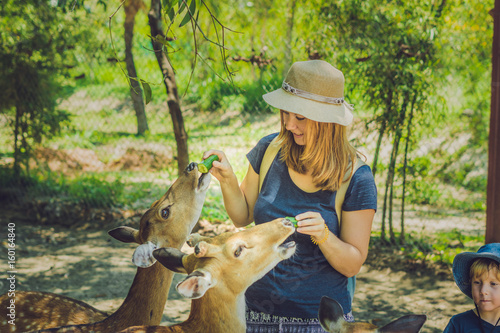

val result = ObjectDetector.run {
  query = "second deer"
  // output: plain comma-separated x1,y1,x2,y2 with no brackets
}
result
318,296,427,332
118,217,297,333
2,162,211,333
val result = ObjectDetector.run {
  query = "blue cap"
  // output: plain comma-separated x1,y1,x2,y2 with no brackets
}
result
453,243,500,299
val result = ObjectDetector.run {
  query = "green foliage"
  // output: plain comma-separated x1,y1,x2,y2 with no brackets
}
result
184,69,280,113
0,0,107,177
0,166,122,208
65,175,124,208
394,153,486,211
439,1,493,148
405,179,442,206
370,229,483,267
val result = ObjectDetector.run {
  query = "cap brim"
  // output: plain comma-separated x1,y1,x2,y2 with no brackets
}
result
263,89,353,126
453,252,500,299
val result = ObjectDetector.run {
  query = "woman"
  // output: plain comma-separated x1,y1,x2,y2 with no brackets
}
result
204,60,377,332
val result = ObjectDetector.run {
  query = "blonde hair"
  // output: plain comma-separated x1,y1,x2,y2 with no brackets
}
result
470,258,500,281
277,111,359,192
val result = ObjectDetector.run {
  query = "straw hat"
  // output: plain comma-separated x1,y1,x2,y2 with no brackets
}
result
262,60,353,125
452,243,500,299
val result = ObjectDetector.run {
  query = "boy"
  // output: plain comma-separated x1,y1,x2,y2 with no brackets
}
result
444,243,500,332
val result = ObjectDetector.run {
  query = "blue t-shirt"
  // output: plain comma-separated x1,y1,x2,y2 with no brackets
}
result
444,310,500,332
245,133,377,318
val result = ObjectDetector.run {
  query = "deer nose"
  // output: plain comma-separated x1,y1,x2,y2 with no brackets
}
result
283,218,293,227
186,162,196,172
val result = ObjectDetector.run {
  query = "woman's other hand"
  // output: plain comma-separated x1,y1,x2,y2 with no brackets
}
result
295,211,328,240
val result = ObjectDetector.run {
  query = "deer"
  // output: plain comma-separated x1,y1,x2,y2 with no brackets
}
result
115,217,297,333
0,162,211,333
318,296,427,333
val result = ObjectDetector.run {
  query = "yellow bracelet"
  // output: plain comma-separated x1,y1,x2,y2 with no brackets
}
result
311,225,329,245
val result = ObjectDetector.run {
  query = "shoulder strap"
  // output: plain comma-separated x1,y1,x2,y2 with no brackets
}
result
258,136,281,192
335,158,366,227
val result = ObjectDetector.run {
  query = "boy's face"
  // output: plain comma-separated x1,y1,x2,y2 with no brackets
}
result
472,268,500,314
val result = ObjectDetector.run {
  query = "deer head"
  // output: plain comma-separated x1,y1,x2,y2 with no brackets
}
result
154,218,297,301
108,162,211,268
318,296,427,333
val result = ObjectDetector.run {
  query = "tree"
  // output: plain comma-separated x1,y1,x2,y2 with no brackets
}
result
148,0,190,172
145,0,236,174
0,0,94,178
124,0,150,136
314,0,446,243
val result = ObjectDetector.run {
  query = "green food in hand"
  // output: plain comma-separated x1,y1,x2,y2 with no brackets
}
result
198,155,219,173
285,217,298,228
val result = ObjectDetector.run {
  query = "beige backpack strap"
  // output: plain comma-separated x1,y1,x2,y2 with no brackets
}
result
258,136,281,192
335,158,366,227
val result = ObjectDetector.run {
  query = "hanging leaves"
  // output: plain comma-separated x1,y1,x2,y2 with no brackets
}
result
149,34,176,52
179,0,196,27
163,0,179,21
140,79,152,105
108,0,237,107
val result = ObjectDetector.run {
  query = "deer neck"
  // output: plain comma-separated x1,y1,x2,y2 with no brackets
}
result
102,261,173,329
180,288,246,333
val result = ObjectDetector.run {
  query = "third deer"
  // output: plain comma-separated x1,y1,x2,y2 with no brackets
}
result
318,296,427,333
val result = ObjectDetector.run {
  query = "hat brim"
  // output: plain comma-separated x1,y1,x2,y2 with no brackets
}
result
263,89,353,126
453,251,500,299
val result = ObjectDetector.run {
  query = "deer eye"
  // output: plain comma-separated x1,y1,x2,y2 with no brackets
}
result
161,207,170,219
234,245,244,258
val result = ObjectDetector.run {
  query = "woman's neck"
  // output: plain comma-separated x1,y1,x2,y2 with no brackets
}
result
288,167,320,193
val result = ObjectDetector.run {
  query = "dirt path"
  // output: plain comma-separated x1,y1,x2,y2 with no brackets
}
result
0,208,482,332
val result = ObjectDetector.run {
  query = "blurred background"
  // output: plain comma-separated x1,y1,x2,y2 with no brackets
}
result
0,0,493,295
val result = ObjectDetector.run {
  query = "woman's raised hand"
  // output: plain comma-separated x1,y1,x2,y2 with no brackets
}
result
202,150,234,182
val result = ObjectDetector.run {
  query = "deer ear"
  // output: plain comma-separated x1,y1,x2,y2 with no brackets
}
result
318,296,345,332
176,270,214,299
108,227,140,244
378,315,427,333
153,247,188,274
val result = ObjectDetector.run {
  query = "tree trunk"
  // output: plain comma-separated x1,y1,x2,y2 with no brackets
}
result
283,0,297,75
373,90,394,178
379,122,389,242
13,101,21,179
372,120,386,178
124,0,149,136
148,0,189,174
388,129,402,243
387,92,410,243
400,93,417,243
